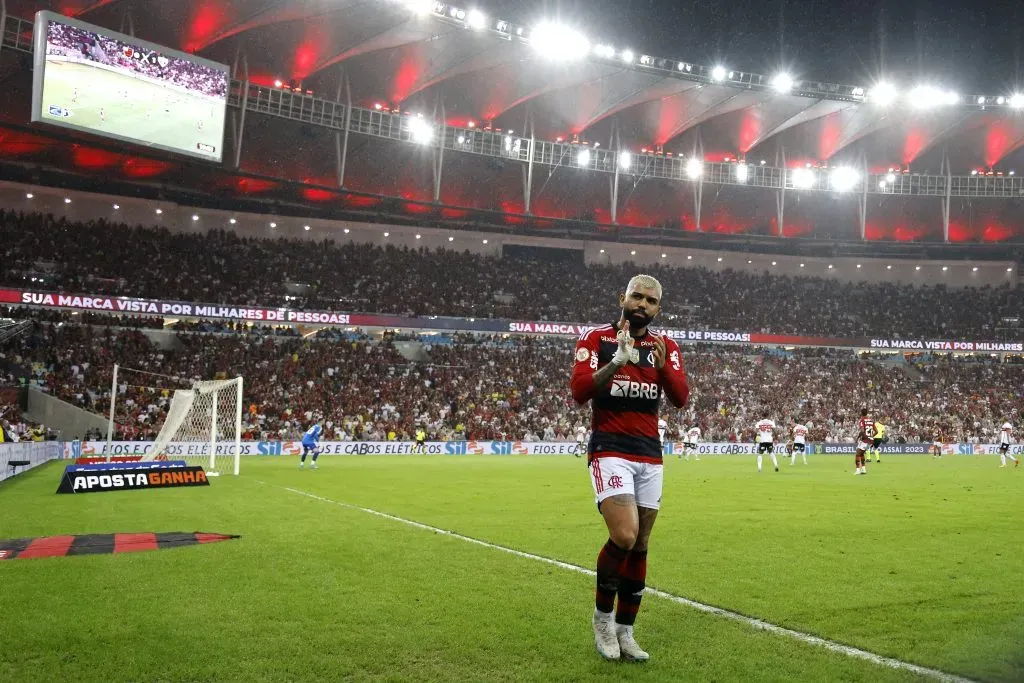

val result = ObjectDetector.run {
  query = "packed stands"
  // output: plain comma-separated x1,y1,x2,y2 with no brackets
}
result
8,321,1023,443
3,210,1023,340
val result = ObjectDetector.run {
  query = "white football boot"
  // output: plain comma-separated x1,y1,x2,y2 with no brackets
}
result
616,625,650,662
592,611,620,660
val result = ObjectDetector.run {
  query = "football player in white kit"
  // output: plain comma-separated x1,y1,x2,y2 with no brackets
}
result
790,418,808,465
999,422,1019,468
683,425,701,461
574,424,588,458
755,412,779,472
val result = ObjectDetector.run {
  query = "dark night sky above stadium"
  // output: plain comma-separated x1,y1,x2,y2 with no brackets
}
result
483,0,1023,93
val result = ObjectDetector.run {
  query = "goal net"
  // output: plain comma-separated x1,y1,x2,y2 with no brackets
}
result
144,378,243,476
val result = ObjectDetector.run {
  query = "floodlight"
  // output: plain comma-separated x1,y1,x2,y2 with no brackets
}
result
593,44,615,59
997,96,1006,105
64,197,72,204
878,180,887,190
685,158,703,179
621,50,635,64
155,208,163,215
908,85,949,109
270,222,277,228
1010,94,1024,109
25,193,33,199
710,65,727,82
869,82,897,106
735,164,749,183
886,172,896,183
791,167,815,189
829,166,859,192
577,149,591,166
772,73,794,93
618,152,632,170
977,96,987,105
466,9,486,29
274,79,283,88
304,225,311,231
408,116,435,144
529,23,590,61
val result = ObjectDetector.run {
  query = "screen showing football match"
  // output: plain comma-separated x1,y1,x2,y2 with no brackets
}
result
31,12,229,162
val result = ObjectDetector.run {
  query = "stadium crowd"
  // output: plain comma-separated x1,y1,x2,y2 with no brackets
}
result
7,321,1023,444
46,23,227,98
4,211,1023,341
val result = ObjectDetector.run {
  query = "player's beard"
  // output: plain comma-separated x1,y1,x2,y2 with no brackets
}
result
622,307,651,330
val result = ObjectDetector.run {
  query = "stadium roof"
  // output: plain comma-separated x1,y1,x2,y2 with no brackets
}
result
1,0,1023,246
16,0,1021,171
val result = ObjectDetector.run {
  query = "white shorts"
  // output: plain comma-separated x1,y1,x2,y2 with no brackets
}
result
857,440,871,451
589,457,663,510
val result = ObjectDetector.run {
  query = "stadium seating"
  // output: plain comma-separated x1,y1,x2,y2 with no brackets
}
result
9,321,1023,443
3,210,1023,339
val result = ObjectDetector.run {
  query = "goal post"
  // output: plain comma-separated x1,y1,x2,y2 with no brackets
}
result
147,377,244,475
104,365,244,475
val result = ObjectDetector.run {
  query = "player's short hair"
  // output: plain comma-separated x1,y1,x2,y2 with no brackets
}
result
626,274,663,301
861,407,869,416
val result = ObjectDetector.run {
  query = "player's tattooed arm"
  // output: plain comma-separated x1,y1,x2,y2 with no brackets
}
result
590,359,622,392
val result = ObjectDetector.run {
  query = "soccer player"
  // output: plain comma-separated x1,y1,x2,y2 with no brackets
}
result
999,422,1019,468
790,418,808,465
855,408,874,475
931,426,943,458
684,424,701,461
755,412,778,472
575,424,588,458
71,88,79,104
870,420,887,463
299,422,322,469
570,274,689,662
413,427,427,454
658,418,669,451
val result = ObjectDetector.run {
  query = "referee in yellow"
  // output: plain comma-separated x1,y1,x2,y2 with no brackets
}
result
870,420,887,463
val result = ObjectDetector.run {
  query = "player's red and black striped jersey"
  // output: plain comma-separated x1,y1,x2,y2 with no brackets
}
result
570,323,689,464
858,417,875,441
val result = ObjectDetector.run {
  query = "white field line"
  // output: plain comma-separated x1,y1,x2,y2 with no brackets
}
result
270,483,976,683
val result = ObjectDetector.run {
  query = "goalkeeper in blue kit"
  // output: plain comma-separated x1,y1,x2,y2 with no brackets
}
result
300,423,323,469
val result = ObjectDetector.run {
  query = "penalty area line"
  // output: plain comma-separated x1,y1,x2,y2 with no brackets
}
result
269,483,975,683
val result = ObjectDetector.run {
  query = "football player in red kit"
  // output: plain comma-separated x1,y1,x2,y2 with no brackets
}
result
855,407,874,475
570,274,689,662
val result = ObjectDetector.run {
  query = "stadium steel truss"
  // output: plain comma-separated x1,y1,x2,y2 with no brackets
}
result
2,0,1024,244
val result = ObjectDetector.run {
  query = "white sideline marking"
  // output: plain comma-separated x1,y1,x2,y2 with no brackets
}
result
273,483,975,683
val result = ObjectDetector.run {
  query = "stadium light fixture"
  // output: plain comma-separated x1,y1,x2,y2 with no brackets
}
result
747,259,753,264
973,267,979,272
304,225,311,231
828,264,834,269
687,255,692,260
482,239,489,244
467,120,476,128
600,249,605,253
191,215,199,221
829,166,859,192
1010,171,1016,176
112,203,119,209
621,49,635,64
374,103,383,110
344,228,351,234
878,180,887,190
466,9,486,29
64,197,71,204
977,96,987,105
415,234,422,239
735,164,749,183
908,85,956,109
577,149,592,166
408,116,435,144
771,261,777,266
772,73,794,93
270,222,277,228
942,266,949,271
618,151,632,170
791,167,815,189
1010,94,1024,109
529,22,591,61
229,218,237,224
631,250,637,256
686,158,703,179
274,79,283,88
799,263,805,268
457,135,466,144
448,236,454,241
717,257,723,262
710,65,727,82
661,253,667,258
869,82,897,106
593,44,616,59
383,232,390,237
915,266,922,271
886,172,896,183
887,265,892,270
155,208,163,215
25,193,33,199
1008,267,1014,272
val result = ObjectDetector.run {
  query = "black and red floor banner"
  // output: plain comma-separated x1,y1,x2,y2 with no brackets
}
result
0,532,239,560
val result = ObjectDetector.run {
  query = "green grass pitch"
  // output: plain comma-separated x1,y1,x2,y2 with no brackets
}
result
1,455,1021,682
39,59,225,160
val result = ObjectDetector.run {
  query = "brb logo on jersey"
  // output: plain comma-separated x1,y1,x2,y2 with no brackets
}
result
610,379,659,400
